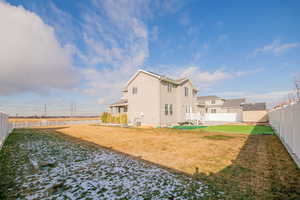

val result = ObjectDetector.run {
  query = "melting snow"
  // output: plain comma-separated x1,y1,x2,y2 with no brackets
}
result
11,132,221,199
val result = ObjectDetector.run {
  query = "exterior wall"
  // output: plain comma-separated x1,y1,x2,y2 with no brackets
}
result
242,110,268,123
127,72,160,126
175,81,197,124
195,105,205,113
110,106,127,116
206,107,226,113
225,108,243,113
159,81,178,126
204,99,224,106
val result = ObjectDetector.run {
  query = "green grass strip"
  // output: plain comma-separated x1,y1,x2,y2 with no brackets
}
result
201,125,274,135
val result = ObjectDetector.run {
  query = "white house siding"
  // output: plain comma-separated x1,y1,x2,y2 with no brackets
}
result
159,81,178,126
176,81,196,123
204,99,224,106
127,72,160,126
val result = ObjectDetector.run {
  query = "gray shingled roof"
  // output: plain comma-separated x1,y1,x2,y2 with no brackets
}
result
196,96,222,104
222,98,245,108
242,103,266,111
110,99,128,106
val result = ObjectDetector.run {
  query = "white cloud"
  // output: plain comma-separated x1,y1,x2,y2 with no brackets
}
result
159,66,263,88
179,66,231,86
77,0,151,103
234,68,264,77
252,39,299,56
0,2,79,95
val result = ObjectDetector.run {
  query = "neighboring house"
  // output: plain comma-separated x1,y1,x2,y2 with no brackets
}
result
196,96,225,114
242,102,268,123
109,70,198,127
242,103,266,111
196,96,245,114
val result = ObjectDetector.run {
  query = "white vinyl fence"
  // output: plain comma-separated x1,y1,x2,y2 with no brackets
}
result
269,102,300,168
11,119,101,129
0,112,13,149
186,112,242,123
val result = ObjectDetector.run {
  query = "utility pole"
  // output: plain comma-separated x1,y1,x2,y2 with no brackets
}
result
295,79,300,101
44,104,47,117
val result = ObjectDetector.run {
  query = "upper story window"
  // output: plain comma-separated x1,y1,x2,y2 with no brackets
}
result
211,100,215,104
184,87,189,97
132,87,138,95
167,83,173,92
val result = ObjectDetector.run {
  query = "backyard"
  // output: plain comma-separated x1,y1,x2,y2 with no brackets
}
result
0,124,299,199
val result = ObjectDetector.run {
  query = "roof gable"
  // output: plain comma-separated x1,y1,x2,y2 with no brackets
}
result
124,69,197,90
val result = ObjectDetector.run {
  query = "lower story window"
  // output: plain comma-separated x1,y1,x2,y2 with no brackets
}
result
211,109,216,113
165,104,168,115
170,104,173,115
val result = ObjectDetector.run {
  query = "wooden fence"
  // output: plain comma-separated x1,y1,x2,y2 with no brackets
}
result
269,102,300,168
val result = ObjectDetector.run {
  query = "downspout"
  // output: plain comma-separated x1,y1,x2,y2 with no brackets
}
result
159,78,161,127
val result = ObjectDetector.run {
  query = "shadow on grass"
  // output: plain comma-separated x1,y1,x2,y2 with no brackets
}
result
4,125,300,200
195,125,300,200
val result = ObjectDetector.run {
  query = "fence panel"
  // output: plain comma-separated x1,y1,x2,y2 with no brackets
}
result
185,113,241,122
0,112,12,149
11,119,100,129
269,102,300,168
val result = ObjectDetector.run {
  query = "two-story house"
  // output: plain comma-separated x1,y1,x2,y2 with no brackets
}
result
109,70,198,127
196,96,245,114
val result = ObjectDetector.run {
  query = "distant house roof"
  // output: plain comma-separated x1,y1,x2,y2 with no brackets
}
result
242,103,266,111
197,96,221,104
222,98,245,108
124,69,197,91
197,96,221,101
110,99,128,107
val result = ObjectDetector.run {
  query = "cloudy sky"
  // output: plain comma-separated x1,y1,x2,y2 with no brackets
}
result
0,0,299,116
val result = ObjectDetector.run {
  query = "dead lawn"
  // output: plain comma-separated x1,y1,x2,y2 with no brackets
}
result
44,125,247,174
35,124,300,199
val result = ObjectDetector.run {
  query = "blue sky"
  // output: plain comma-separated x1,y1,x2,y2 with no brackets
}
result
0,0,299,116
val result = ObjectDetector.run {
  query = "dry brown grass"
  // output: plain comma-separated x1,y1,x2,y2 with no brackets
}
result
42,125,246,174
9,117,99,123
33,124,300,199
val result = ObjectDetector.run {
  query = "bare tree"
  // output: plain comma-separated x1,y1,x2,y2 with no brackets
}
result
295,74,300,101
287,92,295,103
